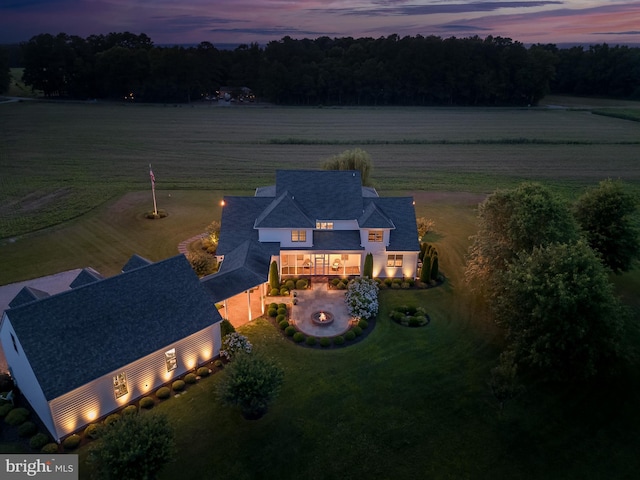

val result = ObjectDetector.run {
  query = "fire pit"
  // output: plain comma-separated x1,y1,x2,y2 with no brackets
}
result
311,311,334,326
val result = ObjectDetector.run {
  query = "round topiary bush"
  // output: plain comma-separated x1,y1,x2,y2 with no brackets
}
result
172,380,186,392
296,279,308,289
278,303,287,310
41,443,59,454
267,307,277,317
84,423,100,439
358,319,369,329
293,332,305,343
140,397,155,409
18,421,37,437
331,278,341,286
277,307,287,316
345,330,356,341
353,326,363,336
285,279,295,290
156,386,171,399
62,434,81,451
279,287,289,296
320,337,331,348
184,373,197,384
276,314,286,323
284,325,297,337
270,288,279,296
279,319,289,330
122,405,138,416
197,366,211,377
29,432,50,450
104,413,120,426
333,336,345,346
0,403,14,417
4,407,29,426
305,336,317,346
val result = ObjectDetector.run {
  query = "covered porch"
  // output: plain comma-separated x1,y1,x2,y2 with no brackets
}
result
280,252,361,276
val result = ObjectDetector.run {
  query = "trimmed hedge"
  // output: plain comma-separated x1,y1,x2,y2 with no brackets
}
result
284,325,297,337
197,366,211,377
267,308,278,317
4,407,29,426
353,326,363,336
345,330,356,341
172,380,186,392
279,319,290,330
213,359,223,368
140,397,155,409
104,413,120,426
156,386,171,399
18,421,37,437
293,332,305,343
84,423,100,439
295,279,308,289
278,303,287,309
42,443,59,454
276,314,286,323
320,337,331,348
62,434,81,451
0,403,14,417
122,405,138,416
29,432,50,450
184,373,197,384
358,319,369,329
305,336,317,346
333,336,345,346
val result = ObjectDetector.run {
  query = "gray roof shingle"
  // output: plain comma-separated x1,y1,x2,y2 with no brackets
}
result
6,255,220,400
69,268,104,288
8,287,50,309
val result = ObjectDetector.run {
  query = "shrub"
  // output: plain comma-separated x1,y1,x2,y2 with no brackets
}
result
378,282,388,289
269,260,280,292
336,281,347,289
320,337,331,348
391,282,401,289
305,336,317,346
213,359,223,368
267,307,277,317
197,366,211,377
345,330,356,341
353,326,363,336
18,421,37,437
279,287,289,296
333,336,345,346
0,403,14,417
4,407,29,425
285,279,295,290
270,288,279,296
331,278,341,286
401,282,411,289
345,277,379,320
184,373,197,384
277,307,287,316
156,386,171,399
384,278,393,286
62,434,81,451
269,302,278,310
276,314,286,324
220,319,236,337
30,432,50,450
358,319,369,329
278,303,287,310
84,423,100,439
104,413,120,426
285,325,296,337
172,380,186,392
279,319,289,330
293,332,305,343
220,332,253,360
122,405,138,415
140,397,155,409
409,317,421,327
296,279,308,289
41,443,59,454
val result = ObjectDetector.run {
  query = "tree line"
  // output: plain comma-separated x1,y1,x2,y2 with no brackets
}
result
3,32,640,104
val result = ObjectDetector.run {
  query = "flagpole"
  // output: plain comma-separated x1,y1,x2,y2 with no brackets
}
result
149,164,158,216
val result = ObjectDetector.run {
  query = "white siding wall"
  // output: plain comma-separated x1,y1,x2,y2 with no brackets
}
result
0,314,57,439
322,220,358,230
371,251,419,279
360,229,390,251
48,324,221,441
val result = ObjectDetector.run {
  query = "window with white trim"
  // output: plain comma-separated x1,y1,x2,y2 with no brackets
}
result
291,230,307,242
113,372,128,399
315,221,334,230
387,254,403,267
368,230,383,242
165,348,177,372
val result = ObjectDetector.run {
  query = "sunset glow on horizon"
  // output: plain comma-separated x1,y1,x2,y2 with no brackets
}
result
1,1,639,46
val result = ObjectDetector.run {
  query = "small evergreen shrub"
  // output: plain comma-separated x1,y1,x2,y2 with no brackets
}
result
220,319,236,337
172,380,186,392
0,403,14,417
279,319,289,330
331,278,341,286
29,432,50,450
279,287,289,296
41,443,59,454
277,307,287,316
296,279,308,289
84,423,100,439
345,330,356,341
293,332,305,343
156,386,171,399
353,326,363,336
391,282,401,289
270,288,279,296
320,337,331,348
213,359,223,368
62,434,81,451
305,336,317,346
333,336,345,346
18,421,37,437
276,314,286,324
184,373,197,384
268,307,277,317
197,367,211,377
384,278,393,286
104,413,120,426
336,281,347,289
4,407,29,425
140,397,155,409
278,303,287,309
285,325,296,337
358,319,369,329
122,405,138,415
285,279,295,290
401,282,411,289
378,282,388,289
269,302,278,310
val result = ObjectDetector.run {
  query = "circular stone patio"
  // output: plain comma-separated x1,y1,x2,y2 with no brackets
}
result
291,285,353,337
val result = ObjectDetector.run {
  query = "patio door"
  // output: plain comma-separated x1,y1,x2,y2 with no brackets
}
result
314,254,327,275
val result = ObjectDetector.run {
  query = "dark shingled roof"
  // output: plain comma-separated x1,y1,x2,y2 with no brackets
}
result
366,197,420,251
200,240,271,303
281,230,364,251
217,196,273,256
5,255,220,401
122,254,153,272
358,202,396,229
8,287,50,309
254,191,314,229
69,268,104,288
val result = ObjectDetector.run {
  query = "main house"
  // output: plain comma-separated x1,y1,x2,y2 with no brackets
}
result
215,169,420,281
0,255,222,442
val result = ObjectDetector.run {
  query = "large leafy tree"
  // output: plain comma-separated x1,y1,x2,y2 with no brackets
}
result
90,412,175,480
322,148,373,186
466,182,579,288
493,241,625,382
574,179,640,273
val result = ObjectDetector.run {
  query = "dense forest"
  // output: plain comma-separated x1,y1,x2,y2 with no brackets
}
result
4,32,640,105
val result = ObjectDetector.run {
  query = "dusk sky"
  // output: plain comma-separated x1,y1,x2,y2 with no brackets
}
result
1,1,639,47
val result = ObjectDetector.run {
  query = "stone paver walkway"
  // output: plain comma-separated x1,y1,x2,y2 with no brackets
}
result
291,279,354,337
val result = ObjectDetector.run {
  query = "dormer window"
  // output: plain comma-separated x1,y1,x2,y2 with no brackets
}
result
368,230,383,242
316,221,334,230
291,230,307,242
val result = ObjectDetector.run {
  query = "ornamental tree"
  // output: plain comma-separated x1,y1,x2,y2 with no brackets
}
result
220,332,252,361
345,277,379,320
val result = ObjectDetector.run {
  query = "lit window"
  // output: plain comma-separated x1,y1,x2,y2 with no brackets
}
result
387,254,403,267
165,348,177,372
291,230,307,242
10,333,18,354
315,221,334,230
113,372,128,399
368,230,383,242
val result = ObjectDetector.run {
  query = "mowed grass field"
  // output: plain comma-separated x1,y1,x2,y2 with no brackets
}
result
2,98,640,479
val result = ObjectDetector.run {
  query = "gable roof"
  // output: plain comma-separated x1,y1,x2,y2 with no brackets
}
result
122,254,153,272
254,191,314,229
200,240,271,303
366,197,420,251
217,196,277,256
5,255,220,401
69,267,104,288
8,287,50,309
358,202,396,229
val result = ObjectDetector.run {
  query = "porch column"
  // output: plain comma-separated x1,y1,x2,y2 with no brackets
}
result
246,290,251,322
